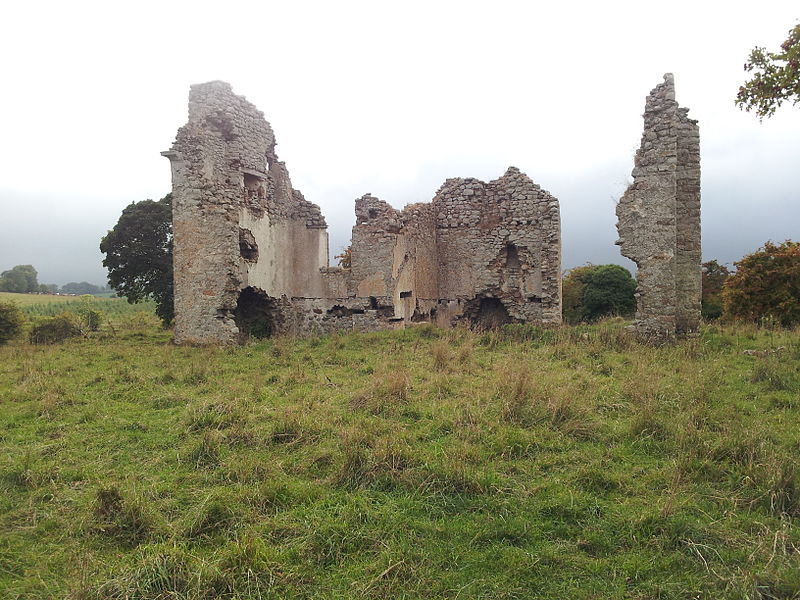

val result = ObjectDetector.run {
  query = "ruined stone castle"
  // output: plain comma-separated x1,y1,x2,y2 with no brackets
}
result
616,74,701,342
163,81,562,344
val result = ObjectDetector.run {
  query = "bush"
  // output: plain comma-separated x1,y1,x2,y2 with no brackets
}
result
84,309,102,332
723,240,800,326
701,260,730,320
0,301,24,344
29,314,82,344
562,264,636,324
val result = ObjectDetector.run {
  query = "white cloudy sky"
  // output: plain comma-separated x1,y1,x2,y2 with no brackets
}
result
1,0,798,285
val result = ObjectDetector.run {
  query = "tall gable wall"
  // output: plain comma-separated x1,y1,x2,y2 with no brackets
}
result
616,74,701,342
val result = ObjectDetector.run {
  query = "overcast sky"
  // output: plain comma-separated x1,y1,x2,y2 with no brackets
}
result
1,0,798,285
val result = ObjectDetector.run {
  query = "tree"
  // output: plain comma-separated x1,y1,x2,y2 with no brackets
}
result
562,264,637,324
701,260,731,320
723,241,800,327
581,265,637,322
41,283,59,294
100,194,174,325
0,265,39,293
61,281,102,295
736,24,800,119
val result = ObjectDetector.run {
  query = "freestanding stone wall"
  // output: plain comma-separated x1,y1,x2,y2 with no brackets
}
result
616,74,701,342
164,81,561,344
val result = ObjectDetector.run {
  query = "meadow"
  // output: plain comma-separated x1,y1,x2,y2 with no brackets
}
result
0,309,798,599
0,291,155,319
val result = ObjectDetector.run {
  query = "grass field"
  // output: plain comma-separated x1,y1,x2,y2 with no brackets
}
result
0,319,799,599
0,291,155,318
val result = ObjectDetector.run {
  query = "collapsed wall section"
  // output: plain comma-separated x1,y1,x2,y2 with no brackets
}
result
616,73,701,342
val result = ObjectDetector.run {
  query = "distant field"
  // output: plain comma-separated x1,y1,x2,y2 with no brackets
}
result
0,291,154,317
0,319,798,599
0,291,81,306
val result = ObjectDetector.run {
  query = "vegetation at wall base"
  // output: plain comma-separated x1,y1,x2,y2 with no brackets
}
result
1,317,799,599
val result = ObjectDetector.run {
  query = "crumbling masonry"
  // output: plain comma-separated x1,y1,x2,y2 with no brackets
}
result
163,81,561,344
616,74,701,342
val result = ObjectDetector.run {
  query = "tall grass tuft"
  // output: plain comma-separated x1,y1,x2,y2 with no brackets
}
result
350,367,410,415
430,340,451,371
91,487,155,547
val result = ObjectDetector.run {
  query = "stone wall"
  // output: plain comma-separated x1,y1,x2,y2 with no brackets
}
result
616,74,701,342
165,81,562,344
163,81,330,344
348,167,562,328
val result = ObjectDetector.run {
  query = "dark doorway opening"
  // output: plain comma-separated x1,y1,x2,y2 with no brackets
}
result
234,287,279,340
469,297,512,330
505,243,521,270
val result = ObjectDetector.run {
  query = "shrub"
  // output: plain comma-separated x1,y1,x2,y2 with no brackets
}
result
701,260,730,320
29,313,82,344
85,309,102,331
0,301,24,344
562,264,636,324
723,240,800,326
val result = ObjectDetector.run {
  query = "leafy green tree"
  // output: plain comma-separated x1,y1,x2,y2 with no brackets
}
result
562,264,637,324
100,194,174,326
61,281,102,295
0,265,39,293
581,265,637,322
0,301,25,344
737,24,800,119
701,260,731,320
38,283,59,294
723,241,800,326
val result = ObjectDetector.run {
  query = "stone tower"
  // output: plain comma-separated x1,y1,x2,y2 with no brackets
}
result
162,81,329,345
616,74,701,342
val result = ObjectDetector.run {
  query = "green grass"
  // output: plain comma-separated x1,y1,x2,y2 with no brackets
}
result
0,291,82,306
1,318,799,599
0,291,155,318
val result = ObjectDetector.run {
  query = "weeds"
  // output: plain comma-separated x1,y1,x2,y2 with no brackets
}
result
350,367,410,415
751,356,799,392
430,340,450,371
